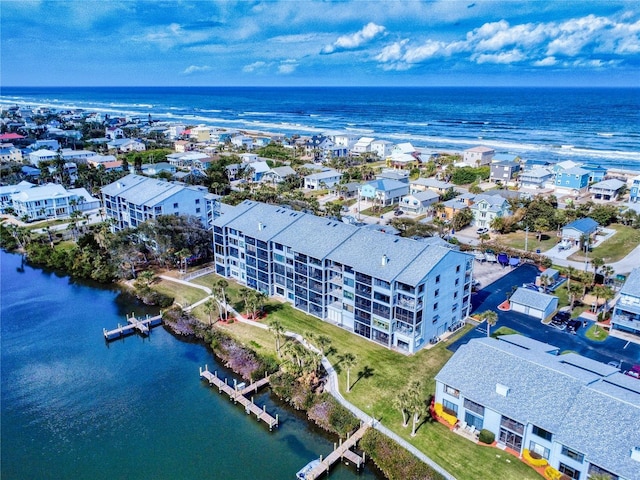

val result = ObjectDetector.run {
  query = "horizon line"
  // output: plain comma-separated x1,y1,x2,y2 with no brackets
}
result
2,84,638,89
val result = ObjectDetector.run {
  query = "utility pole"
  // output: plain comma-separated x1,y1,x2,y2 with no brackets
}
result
524,226,529,252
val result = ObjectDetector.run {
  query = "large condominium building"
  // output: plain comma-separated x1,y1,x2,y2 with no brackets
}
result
213,201,474,353
435,335,640,480
101,174,218,231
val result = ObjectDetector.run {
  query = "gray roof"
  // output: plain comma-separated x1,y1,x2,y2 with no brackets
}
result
435,335,640,479
268,166,296,177
509,287,558,310
411,177,453,189
217,202,304,242
590,178,626,191
101,174,205,208
305,169,343,181
620,267,640,297
561,166,590,176
409,190,440,202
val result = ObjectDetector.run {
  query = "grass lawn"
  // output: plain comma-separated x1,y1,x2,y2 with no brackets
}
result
24,218,70,231
361,204,397,216
585,324,609,341
499,230,559,252
568,224,640,263
153,279,208,306
207,298,539,480
491,326,519,337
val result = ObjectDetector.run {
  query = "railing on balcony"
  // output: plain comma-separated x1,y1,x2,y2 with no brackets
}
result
612,314,640,330
355,285,372,297
396,295,422,310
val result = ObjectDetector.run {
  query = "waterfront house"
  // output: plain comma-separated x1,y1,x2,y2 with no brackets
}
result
611,267,640,337
331,133,359,150
370,139,393,158
589,179,626,201
469,194,511,229
212,201,473,353
435,335,640,480
399,190,439,214
582,164,607,183
11,184,100,221
508,287,558,320
351,137,374,155
629,175,640,203
554,166,590,194
189,126,212,143
490,161,520,185
304,169,343,190
359,179,409,206
108,138,146,153
0,181,35,212
101,174,216,231
561,218,599,246
463,146,495,167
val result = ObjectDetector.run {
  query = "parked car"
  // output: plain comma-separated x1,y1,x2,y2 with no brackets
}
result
476,227,489,235
394,209,403,216
624,365,640,379
567,319,581,334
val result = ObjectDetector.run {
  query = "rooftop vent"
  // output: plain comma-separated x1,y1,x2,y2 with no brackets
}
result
381,254,388,266
258,222,264,231
632,446,640,462
496,383,510,397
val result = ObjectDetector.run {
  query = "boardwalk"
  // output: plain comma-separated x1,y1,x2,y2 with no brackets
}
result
103,314,162,340
199,365,278,430
303,423,369,479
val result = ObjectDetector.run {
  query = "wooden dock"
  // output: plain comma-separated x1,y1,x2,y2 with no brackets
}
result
199,365,278,430
103,313,163,341
303,423,369,479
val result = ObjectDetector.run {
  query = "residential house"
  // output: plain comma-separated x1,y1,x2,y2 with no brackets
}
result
240,153,259,163
387,142,421,169
333,182,360,199
441,194,474,221
21,166,41,179
435,335,640,480
231,135,254,151
330,133,359,150
212,201,474,353
351,137,374,155
359,179,409,206
225,163,241,181
555,166,591,194
101,174,215,231
105,127,124,140
490,161,521,185
244,161,270,182
399,190,439,215
60,149,96,164
305,135,336,162
33,139,60,151
167,152,213,171
410,178,455,197
261,166,297,184
508,288,558,320
0,143,23,162
166,124,186,140
189,126,212,143
11,184,100,221
141,162,176,176
29,148,58,166
561,218,599,246
108,138,146,152
463,146,495,166
304,169,343,190
582,164,607,183
590,179,626,201
611,268,640,336
626,174,640,204
370,140,393,158
377,169,409,184
519,167,554,190
174,140,193,152
47,162,79,183
470,194,511,229
0,181,35,212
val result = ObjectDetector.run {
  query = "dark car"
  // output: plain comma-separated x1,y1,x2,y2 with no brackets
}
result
566,319,581,334
394,209,403,216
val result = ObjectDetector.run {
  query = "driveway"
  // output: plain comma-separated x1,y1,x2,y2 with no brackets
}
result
450,264,640,369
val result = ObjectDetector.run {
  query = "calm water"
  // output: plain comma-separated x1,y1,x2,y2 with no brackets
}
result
1,86,639,171
0,250,381,480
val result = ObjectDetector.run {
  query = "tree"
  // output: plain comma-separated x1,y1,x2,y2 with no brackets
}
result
213,278,229,321
566,265,576,290
203,298,218,325
591,257,605,284
406,380,427,437
600,265,615,285
452,208,473,231
533,217,550,242
239,287,252,317
568,282,583,309
268,319,285,357
393,391,411,427
479,310,498,337
340,352,357,393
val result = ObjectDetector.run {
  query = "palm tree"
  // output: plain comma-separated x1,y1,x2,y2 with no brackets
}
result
479,310,498,337
568,282,583,309
394,391,410,427
213,278,229,321
340,352,357,393
600,286,615,318
592,257,605,284
239,287,251,317
268,319,285,357
566,265,576,290
600,265,615,286
407,380,426,437
203,298,218,325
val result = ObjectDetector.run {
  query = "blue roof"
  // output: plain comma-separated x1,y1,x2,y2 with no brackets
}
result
563,217,599,234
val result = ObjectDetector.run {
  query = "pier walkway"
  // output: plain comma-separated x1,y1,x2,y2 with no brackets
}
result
199,365,278,430
304,423,369,479
103,313,162,340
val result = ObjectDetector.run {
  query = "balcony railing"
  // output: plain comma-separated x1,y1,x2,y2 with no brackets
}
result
612,314,640,330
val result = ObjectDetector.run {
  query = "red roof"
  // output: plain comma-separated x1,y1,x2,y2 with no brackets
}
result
0,133,25,140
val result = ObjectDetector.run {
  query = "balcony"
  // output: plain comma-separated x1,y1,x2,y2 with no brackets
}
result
396,295,422,310
355,285,372,297
612,314,640,332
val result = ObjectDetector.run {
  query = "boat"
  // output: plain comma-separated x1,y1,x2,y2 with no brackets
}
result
484,252,497,263
296,459,321,479
509,256,520,267
497,252,509,266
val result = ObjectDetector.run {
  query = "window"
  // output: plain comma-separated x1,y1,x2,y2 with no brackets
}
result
435,275,441,284
196,208,201,213
561,446,584,463
442,399,458,415
434,289,439,297
455,278,460,286
343,291,354,300
558,463,580,480
344,277,354,287
444,385,459,398
173,203,179,208
432,315,439,324
465,412,483,431
532,425,552,442
456,265,461,273
463,398,484,416
433,302,438,310
528,441,550,460
195,199,200,204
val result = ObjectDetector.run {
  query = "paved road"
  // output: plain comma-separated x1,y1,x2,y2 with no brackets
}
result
450,264,640,368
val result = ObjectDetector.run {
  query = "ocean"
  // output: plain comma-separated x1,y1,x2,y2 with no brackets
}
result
0,250,382,480
1,86,639,171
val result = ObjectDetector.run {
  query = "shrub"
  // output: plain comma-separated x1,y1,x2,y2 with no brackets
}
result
523,449,548,467
478,429,495,444
433,403,457,426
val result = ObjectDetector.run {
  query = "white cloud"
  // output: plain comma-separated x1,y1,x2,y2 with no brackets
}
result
243,61,267,73
375,40,408,62
182,65,212,75
321,22,386,54
473,49,526,64
278,59,298,74
533,56,557,67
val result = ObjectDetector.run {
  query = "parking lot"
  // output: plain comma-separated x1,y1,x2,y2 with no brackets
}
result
451,264,640,369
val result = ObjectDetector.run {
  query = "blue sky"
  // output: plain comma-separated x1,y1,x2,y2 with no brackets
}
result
2,0,639,87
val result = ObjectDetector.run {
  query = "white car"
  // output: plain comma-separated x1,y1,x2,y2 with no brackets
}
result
476,227,489,235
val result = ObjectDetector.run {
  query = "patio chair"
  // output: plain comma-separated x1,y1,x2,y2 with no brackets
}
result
469,425,476,434
458,421,467,430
